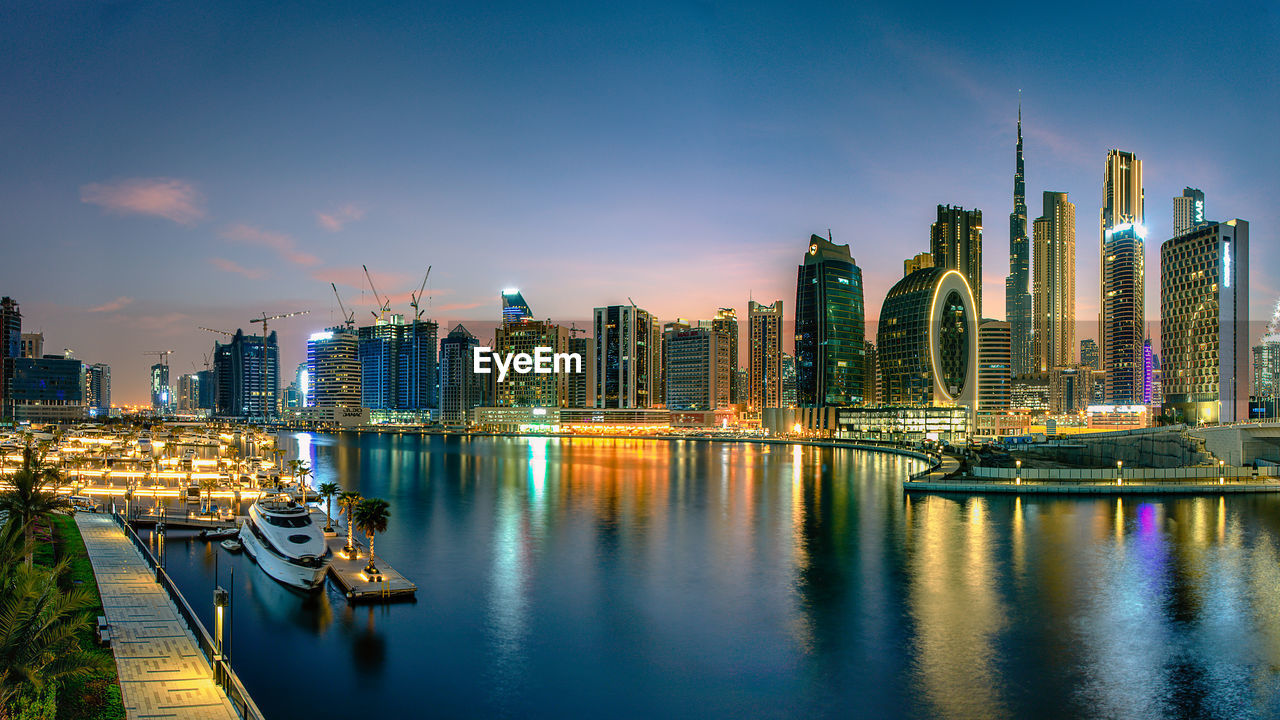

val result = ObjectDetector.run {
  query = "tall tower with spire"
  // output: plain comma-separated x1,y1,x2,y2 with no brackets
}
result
1005,100,1033,375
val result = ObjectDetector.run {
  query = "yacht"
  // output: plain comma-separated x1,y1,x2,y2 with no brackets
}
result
239,495,332,590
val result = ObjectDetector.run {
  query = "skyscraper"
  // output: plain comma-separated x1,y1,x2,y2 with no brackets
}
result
358,314,439,412
1173,187,1206,237
930,205,982,319
1005,106,1033,376
501,289,533,324
795,233,865,406
904,252,934,277
711,308,739,407
85,363,110,414
877,267,978,408
663,327,720,411
1079,339,1099,369
20,333,42,358
748,300,783,410
978,319,1012,411
594,304,657,409
440,324,484,425
1099,149,1145,403
307,327,361,408
1160,220,1249,423
213,329,280,418
150,363,170,413
0,297,20,419
1032,191,1076,372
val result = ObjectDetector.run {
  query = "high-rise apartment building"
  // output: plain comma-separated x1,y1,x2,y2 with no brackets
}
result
1099,150,1145,404
307,327,361,408
567,335,595,408
1173,188,1206,237
594,304,657,409
358,315,439,411
0,297,20,418
904,252,934,277
213,329,280,418
930,205,982,319
1160,220,1249,423
711,308,739,407
1005,106,1034,376
439,324,484,425
862,342,879,406
177,373,200,413
1032,191,1076,372
1253,340,1280,401
501,289,533,324
497,318,571,407
978,319,1012,411
1080,339,1099,369
795,233,865,406
6,355,86,422
663,327,720,411
748,300,783,410
85,363,110,413
150,363,171,413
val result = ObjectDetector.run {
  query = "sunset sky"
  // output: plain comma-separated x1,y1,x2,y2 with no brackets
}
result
2,0,1277,403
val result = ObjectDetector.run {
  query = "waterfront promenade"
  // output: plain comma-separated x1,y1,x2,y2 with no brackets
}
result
75,514,240,720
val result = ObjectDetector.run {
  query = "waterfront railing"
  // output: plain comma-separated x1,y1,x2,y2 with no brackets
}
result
967,465,1278,482
111,512,265,720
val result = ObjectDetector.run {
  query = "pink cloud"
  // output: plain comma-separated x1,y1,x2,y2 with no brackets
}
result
88,296,134,313
80,178,205,225
220,224,321,267
316,204,366,232
210,257,268,279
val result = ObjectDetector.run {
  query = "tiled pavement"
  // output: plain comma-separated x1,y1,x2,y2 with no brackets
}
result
75,513,241,720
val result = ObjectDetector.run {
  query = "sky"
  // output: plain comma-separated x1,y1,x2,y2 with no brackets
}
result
2,0,1277,404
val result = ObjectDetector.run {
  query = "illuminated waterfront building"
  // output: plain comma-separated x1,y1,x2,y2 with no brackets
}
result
6,355,86,422
1173,187,1206,237
1099,149,1145,404
497,318,571,408
1005,105,1033,376
358,314,439,412
977,319,1011,411
663,327,720,411
877,267,978,409
781,352,797,407
1253,340,1280,401
1032,191,1076,372
930,205,982,319
0,297,20,418
1160,219,1249,423
307,327,361,409
150,363,171,413
177,373,200,413
567,335,595,408
862,343,879,405
85,363,110,413
711,308,739,407
213,329,280,419
440,324,484,425
795,233,865,406
1142,339,1154,404
748,300,783,410
594,304,657,409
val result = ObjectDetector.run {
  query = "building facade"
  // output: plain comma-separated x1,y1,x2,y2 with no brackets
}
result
20,333,42,359
358,315,439,412
307,327,361,409
213,329,280,418
6,355,86,422
594,304,657,409
1173,187,1206,237
795,234,865,406
1080,339,1099,369
711,308,739,407
930,205,982,319
663,327,719,411
978,319,1012,411
150,363,171,413
1098,149,1145,405
439,324,484,425
85,363,110,413
1032,191,1076,372
0,297,20,418
1006,106,1034,376
1160,220,1249,423
748,300,783,410
877,267,978,409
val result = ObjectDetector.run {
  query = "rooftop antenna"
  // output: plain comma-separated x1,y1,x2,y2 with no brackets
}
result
828,229,833,242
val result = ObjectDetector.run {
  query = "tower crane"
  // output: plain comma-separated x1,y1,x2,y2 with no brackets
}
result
197,326,235,337
250,310,309,337
142,350,174,365
331,283,356,329
409,266,432,321
1265,297,1280,341
362,265,391,321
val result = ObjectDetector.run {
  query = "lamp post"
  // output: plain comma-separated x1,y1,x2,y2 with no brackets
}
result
1116,459,1123,486
213,586,229,686
1015,458,1022,486
1219,459,1225,485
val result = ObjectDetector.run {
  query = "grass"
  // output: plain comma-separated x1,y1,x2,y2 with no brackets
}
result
40,515,126,720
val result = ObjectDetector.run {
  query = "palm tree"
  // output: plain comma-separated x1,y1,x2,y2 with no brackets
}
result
291,460,313,507
317,482,340,532
0,444,72,565
199,476,218,515
352,498,390,574
338,491,362,555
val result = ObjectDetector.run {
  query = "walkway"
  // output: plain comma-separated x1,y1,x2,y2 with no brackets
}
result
75,513,240,720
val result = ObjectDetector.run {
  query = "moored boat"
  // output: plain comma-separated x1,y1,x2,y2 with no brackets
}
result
239,495,331,590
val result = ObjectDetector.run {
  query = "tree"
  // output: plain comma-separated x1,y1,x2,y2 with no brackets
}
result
316,483,340,532
198,476,218,515
352,498,390,575
338,491,363,555
0,522,111,709
291,460,312,507
0,444,72,565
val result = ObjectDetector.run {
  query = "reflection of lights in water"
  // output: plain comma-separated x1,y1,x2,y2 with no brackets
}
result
489,456,530,695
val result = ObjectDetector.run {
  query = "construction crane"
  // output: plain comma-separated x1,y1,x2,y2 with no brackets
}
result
409,266,432,320
250,310,309,337
1265,297,1280,341
197,326,235,337
142,350,174,368
363,265,391,321
331,283,355,329
569,321,586,338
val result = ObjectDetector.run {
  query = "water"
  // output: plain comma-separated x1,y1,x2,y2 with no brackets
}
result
146,433,1280,719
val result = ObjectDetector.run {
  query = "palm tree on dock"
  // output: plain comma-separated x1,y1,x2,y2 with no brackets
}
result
293,460,312,507
199,476,218,515
338,491,363,555
317,482,340,532
353,498,390,575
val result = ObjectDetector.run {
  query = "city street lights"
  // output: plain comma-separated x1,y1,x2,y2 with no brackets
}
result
1015,458,1022,486
1219,459,1225,485
1116,460,1123,486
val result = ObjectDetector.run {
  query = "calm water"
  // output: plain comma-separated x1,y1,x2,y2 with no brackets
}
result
146,433,1280,720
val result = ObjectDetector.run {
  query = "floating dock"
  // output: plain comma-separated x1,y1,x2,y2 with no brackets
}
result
324,534,417,601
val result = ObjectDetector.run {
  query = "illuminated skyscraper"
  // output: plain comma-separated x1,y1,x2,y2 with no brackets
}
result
0,297,20,418
748,300,783,410
711,308,739,406
877,268,978,408
1005,106,1033,376
358,315,439,412
1160,220,1249,423
85,363,110,414
663,327,720,411
501,289,533,324
795,233,865,406
978,319,1012,411
1032,191,1076,372
1099,149,1145,403
930,205,982,319
150,363,171,412
213,330,280,419
440,324,484,424
1080,339,1099,369
1173,187,1206,237
307,327,361,408
594,304,657,409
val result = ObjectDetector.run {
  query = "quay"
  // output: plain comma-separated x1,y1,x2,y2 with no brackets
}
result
905,459,1280,495
75,513,251,720
323,532,417,601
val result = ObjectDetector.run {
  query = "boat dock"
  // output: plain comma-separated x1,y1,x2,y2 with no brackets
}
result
324,534,417,601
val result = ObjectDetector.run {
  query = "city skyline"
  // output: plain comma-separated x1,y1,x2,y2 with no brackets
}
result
3,2,1277,404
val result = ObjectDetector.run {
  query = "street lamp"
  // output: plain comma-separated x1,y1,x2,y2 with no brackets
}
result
1116,459,1123,486
1219,459,1225,485
1015,458,1022,486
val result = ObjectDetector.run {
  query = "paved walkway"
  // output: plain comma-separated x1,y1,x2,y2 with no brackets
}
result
75,513,240,720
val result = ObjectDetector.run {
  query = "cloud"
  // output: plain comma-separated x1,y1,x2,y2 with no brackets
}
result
220,224,321,267
80,178,205,225
316,204,366,232
87,296,134,313
210,258,267,279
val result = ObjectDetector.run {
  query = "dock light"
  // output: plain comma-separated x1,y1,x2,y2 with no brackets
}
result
1116,459,1123,486
1015,459,1022,485
1219,459,1224,485
793,423,803,435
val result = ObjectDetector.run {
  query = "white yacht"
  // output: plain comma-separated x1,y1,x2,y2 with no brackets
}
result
239,496,332,590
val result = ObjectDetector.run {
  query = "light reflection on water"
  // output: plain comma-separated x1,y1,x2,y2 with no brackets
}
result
148,434,1280,719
